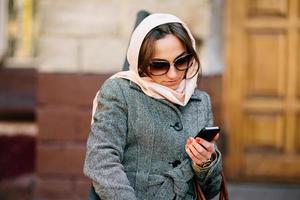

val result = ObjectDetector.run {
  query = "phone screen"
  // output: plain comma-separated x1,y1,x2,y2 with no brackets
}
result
195,126,220,142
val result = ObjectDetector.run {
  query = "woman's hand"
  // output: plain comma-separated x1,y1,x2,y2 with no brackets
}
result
185,134,219,166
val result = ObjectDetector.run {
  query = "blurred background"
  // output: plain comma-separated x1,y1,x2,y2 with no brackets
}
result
0,0,300,199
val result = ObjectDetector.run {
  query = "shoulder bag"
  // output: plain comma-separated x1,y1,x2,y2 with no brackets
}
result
195,171,229,200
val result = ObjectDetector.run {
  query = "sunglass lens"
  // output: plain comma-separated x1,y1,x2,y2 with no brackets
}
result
175,54,192,70
149,61,170,75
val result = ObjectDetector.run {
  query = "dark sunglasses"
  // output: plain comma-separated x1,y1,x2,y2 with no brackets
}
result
148,53,193,76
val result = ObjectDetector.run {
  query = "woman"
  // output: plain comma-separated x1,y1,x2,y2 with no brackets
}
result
84,13,222,200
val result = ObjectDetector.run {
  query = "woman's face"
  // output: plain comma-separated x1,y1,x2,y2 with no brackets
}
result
148,34,187,90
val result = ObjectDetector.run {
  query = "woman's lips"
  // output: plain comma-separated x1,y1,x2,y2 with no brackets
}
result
163,80,178,86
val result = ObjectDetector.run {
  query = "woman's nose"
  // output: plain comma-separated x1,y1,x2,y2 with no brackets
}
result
166,65,179,78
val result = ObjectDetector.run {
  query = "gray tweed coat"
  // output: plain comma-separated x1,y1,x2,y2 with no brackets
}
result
83,78,222,200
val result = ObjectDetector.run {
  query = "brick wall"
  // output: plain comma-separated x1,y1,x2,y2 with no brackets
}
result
35,73,111,200
0,68,37,119
35,73,223,199
0,68,37,200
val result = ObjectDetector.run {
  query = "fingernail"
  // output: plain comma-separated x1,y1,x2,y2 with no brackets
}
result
187,137,193,144
195,137,201,143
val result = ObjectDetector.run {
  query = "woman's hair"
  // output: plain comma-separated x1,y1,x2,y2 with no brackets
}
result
138,22,201,78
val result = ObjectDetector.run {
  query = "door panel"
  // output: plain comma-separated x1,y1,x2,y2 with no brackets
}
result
224,0,300,182
244,113,284,152
248,0,289,17
244,154,300,178
246,30,287,97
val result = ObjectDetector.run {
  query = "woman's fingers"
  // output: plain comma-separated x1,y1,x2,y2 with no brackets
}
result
185,137,214,163
195,137,215,153
189,141,208,159
185,145,208,165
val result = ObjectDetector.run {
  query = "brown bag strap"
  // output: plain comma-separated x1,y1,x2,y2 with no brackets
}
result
195,171,229,200
195,179,206,200
219,171,229,200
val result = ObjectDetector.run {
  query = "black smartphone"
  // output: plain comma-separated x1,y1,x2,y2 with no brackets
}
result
194,126,220,142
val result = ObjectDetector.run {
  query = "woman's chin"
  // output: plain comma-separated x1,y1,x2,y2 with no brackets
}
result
163,83,179,90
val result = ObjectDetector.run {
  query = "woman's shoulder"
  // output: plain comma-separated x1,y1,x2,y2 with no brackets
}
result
93,78,131,106
99,77,130,93
101,77,130,88
193,89,211,102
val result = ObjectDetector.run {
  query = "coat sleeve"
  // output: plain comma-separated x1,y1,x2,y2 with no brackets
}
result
83,79,137,200
194,92,223,199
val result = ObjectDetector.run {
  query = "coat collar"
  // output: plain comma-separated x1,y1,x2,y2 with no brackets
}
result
129,81,202,102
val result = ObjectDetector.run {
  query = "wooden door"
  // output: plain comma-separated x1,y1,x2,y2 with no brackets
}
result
223,0,300,182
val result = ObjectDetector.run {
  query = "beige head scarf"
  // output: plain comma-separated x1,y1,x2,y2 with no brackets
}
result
113,13,198,104
92,13,199,122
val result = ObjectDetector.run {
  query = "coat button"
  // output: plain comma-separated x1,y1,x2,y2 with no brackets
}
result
170,122,183,131
169,160,181,168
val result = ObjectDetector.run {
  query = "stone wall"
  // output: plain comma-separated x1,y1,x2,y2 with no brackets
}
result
37,0,218,74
